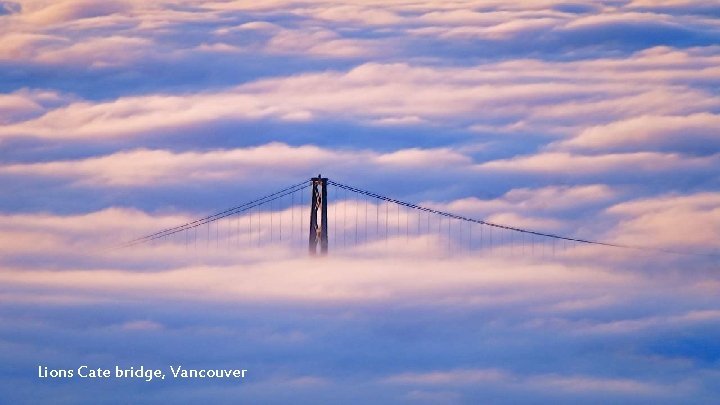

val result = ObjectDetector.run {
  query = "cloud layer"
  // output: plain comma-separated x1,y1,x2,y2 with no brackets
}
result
1,0,719,404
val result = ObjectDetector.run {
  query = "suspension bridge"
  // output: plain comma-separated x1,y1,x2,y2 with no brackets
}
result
122,175,714,259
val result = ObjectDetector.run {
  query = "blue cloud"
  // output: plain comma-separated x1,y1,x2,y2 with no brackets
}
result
1,1,719,403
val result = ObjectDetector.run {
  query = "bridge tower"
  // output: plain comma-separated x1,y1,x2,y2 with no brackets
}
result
309,175,328,255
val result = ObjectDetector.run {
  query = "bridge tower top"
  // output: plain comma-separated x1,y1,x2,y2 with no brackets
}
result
309,175,328,255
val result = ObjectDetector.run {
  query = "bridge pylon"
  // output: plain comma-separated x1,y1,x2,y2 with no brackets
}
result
309,175,328,255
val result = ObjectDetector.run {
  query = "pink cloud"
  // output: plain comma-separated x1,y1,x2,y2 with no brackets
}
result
438,184,615,221
0,256,636,304
19,0,130,25
577,309,720,335
0,143,473,186
478,151,717,174
383,368,507,385
604,192,720,249
118,320,164,331
556,113,720,153
383,367,669,395
0,45,717,140
527,374,665,395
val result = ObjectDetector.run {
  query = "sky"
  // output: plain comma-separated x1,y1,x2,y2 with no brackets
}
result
1,0,719,403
